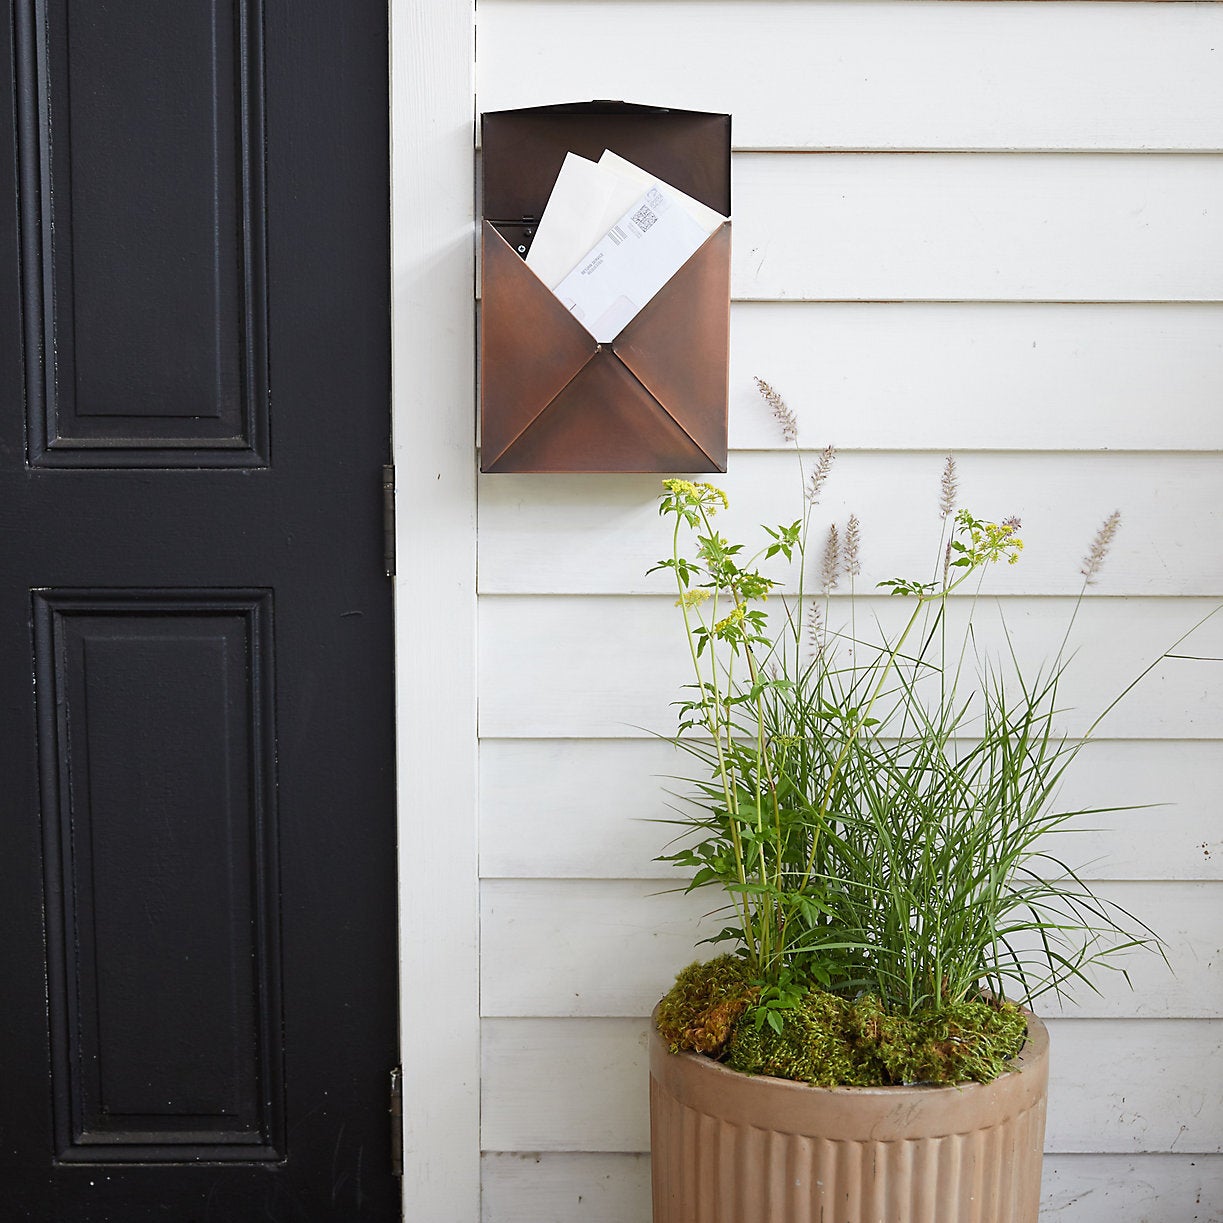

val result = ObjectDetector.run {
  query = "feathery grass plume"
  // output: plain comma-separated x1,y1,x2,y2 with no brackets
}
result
844,514,862,579
1082,511,1122,583
821,523,841,593
806,602,825,653
807,445,836,506
939,455,959,519
755,377,798,445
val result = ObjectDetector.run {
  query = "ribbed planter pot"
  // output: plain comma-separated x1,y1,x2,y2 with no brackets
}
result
649,1009,1049,1223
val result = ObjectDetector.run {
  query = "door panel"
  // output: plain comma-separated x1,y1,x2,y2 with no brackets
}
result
16,0,269,464
0,2,398,1219
35,592,283,1164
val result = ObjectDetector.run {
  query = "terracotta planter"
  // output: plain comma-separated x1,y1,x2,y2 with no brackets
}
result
649,1009,1048,1223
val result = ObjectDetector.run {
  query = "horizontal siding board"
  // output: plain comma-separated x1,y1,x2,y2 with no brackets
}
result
480,1152,1223,1223
480,739,1223,882
1041,1155,1223,1223
480,739,679,880
478,596,1223,740
476,1,1223,152
480,1017,1223,1154
1046,1019,1223,1154
725,302,1223,452
730,152,1223,302
475,154,1223,302
481,879,1223,1020
480,881,716,1019
481,1153,651,1223
478,451,1223,596
482,1018,651,1153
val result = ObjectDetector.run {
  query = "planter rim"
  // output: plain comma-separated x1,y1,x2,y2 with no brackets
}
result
649,1003,1050,1139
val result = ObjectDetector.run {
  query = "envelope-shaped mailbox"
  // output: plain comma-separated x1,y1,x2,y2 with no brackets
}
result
480,101,731,474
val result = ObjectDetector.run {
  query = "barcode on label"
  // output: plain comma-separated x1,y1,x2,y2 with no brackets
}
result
632,205,658,233
608,224,628,246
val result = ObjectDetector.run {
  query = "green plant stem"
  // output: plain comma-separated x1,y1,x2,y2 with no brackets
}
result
670,512,758,968
731,584,785,975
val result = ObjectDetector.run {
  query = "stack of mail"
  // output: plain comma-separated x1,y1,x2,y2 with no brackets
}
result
526,150,727,342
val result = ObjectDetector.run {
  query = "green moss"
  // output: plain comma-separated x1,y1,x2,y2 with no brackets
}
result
844,994,1029,1086
656,957,758,1056
658,960,1029,1085
725,990,871,1085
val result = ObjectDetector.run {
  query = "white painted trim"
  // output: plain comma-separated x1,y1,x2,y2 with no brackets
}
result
389,1,479,1220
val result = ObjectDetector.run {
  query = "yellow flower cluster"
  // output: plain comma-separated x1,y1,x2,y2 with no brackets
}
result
675,589,712,608
959,512,1024,567
713,605,746,634
662,479,730,514
989,520,1025,566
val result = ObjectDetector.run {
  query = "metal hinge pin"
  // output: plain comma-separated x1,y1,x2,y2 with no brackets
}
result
390,1065,403,1177
382,464,396,578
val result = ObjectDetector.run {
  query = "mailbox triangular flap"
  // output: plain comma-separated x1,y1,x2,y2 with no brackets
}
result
611,223,731,471
486,350,719,474
480,222,599,470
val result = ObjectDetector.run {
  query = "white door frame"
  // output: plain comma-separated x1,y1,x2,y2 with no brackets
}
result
389,1,480,1219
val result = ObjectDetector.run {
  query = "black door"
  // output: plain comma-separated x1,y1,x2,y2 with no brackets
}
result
0,2,398,1219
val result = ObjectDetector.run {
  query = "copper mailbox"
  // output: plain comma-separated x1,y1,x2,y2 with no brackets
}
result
480,101,731,474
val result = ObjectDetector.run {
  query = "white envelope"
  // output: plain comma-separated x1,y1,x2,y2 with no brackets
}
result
526,153,642,289
552,182,710,342
598,150,726,236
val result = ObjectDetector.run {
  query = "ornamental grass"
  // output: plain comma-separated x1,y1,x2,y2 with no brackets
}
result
651,384,1213,1082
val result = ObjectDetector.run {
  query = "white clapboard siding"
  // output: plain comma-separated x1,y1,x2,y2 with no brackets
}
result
478,596,1223,741
474,2,1223,1216
481,1017,1223,1154
482,1019,652,1153
1041,1155,1223,1223
476,2,1223,152
480,738,1223,882
480,880,716,1019
481,878,1223,1020
474,154,1223,302
473,302,1223,454
480,1152,1223,1223
729,152,1223,302
478,451,1223,596
725,302,1223,452
481,1153,651,1223
1046,1020,1223,1154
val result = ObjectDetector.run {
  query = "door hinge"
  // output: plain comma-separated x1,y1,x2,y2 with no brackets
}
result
382,464,396,578
389,1065,404,1177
